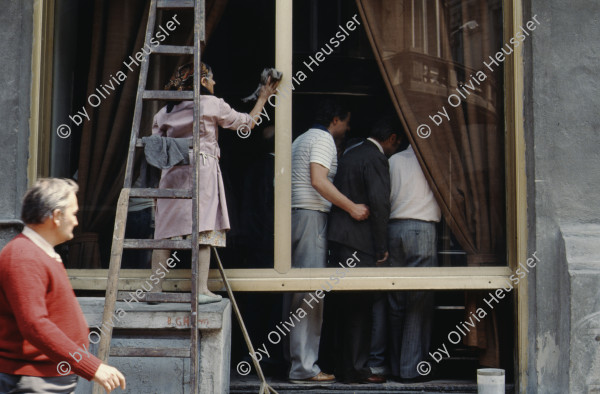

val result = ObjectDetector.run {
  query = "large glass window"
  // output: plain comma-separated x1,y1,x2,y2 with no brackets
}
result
48,0,509,275
287,0,505,270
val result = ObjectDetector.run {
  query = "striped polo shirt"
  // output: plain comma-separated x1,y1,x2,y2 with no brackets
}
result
291,126,338,212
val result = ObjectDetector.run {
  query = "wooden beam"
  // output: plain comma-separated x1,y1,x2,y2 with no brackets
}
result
69,267,512,291
274,0,293,275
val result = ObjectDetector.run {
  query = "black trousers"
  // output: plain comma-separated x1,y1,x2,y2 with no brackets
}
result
326,243,376,382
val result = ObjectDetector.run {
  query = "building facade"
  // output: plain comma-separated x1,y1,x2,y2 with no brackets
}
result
0,0,599,392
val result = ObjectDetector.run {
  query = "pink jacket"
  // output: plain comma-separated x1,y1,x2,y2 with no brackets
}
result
152,96,253,239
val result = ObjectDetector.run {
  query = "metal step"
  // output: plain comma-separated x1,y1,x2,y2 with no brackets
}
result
115,291,192,304
135,137,193,148
110,347,190,358
157,0,194,9
129,188,192,199
435,305,465,310
151,45,194,55
122,239,193,250
145,292,193,303
142,90,194,101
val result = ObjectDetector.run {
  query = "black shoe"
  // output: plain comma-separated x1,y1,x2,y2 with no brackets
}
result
336,367,371,384
363,374,386,383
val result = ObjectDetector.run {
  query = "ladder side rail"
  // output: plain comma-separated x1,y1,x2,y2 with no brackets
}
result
93,2,159,394
190,1,205,393
123,0,159,188
93,189,131,394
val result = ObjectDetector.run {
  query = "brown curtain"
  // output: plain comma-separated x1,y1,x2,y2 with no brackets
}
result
72,0,228,268
356,0,505,367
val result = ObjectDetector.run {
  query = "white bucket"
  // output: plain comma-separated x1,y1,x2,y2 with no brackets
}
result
477,368,505,394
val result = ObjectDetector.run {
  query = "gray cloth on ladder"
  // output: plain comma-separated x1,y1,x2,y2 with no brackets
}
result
142,135,191,169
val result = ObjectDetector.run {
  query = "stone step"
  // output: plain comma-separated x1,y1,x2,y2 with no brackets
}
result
229,375,515,393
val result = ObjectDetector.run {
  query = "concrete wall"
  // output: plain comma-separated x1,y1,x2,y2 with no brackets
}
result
0,1,32,246
527,0,600,392
75,298,232,394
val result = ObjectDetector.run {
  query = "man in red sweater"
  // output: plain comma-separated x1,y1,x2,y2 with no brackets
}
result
0,178,126,393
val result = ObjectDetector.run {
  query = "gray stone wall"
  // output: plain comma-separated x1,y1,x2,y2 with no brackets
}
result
528,0,600,392
75,298,232,394
0,1,32,246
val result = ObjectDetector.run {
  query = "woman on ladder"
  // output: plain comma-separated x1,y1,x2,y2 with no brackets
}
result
151,62,278,303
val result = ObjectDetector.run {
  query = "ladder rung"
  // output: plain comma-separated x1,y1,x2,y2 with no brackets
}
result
135,138,193,148
435,305,466,310
152,45,194,55
116,291,193,303
116,291,141,301
143,90,194,101
129,188,192,199
110,347,191,358
157,0,194,9
145,292,193,303
123,239,193,250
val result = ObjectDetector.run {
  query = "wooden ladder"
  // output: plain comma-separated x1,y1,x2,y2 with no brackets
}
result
94,1,205,393
94,1,279,393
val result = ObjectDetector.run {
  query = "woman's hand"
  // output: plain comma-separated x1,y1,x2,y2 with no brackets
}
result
248,76,281,130
258,76,280,99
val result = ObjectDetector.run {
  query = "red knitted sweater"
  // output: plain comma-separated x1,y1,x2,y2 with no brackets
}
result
0,234,101,381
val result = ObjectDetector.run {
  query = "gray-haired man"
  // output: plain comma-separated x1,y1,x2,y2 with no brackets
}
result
0,178,126,393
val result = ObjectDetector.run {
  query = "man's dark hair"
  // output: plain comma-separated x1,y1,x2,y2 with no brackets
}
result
370,115,404,142
21,178,78,224
313,98,350,126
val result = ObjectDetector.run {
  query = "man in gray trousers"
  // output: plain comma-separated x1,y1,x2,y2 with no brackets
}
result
387,144,441,383
284,99,369,384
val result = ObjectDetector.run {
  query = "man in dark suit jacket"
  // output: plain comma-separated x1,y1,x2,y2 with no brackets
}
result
326,117,402,383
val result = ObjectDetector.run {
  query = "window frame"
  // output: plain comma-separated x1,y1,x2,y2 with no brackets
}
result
266,0,525,292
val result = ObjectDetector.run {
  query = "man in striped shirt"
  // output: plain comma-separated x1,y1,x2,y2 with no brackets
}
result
285,99,369,384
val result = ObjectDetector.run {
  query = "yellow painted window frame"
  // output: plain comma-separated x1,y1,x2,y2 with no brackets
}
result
30,0,527,390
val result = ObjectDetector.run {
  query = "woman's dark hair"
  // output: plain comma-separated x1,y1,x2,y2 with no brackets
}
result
165,62,213,112
313,98,351,126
